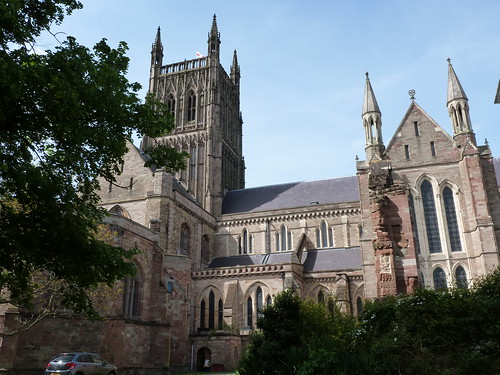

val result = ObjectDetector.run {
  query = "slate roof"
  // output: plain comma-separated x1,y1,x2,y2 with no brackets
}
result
301,247,362,272
222,176,359,215
208,247,362,273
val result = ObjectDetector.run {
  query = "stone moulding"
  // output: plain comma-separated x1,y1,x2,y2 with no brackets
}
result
192,264,286,279
219,208,361,227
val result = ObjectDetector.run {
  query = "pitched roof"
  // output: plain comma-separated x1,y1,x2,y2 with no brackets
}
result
301,247,362,272
222,176,359,214
208,247,362,272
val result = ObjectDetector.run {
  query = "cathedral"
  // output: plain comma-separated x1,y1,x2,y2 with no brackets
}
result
1,15,499,375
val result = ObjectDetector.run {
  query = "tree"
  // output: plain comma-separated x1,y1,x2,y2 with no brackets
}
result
238,291,359,375
359,267,500,374
0,0,186,326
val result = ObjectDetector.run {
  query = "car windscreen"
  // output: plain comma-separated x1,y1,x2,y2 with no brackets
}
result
51,354,75,362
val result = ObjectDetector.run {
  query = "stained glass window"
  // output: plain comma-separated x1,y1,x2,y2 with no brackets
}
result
421,181,442,253
433,267,447,290
455,266,468,289
443,187,462,252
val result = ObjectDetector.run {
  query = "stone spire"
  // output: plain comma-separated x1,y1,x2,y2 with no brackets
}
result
447,58,468,104
362,73,385,160
446,59,474,143
230,49,240,85
151,26,163,66
363,72,381,115
207,14,221,58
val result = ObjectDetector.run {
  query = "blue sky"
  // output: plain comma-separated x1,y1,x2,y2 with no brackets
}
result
38,0,500,188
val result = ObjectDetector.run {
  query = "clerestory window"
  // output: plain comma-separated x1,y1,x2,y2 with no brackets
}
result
275,225,292,251
315,220,334,248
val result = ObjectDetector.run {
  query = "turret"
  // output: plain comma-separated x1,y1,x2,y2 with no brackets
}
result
362,73,385,160
447,59,476,146
207,14,221,59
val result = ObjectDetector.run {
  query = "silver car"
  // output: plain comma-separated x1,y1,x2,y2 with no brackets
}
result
44,352,117,375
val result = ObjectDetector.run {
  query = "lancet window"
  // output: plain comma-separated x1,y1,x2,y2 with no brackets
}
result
315,220,334,248
238,228,253,254
275,225,292,251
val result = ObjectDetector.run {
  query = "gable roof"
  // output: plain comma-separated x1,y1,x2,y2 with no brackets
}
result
222,176,359,215
385,101,454,152
208,247,362,272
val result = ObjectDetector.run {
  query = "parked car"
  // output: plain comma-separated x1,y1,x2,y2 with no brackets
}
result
44,352,117,375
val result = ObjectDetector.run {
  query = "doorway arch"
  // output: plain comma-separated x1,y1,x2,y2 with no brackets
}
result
197,347,211,371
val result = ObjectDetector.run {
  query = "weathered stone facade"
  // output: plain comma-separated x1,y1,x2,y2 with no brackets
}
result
1,16,499,375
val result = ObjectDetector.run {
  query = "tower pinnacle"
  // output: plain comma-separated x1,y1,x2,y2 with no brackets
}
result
230,49,240,85
207,14,221,58
446,59,474,143
362,73,384,160
151,26,163,66
447,58,468,105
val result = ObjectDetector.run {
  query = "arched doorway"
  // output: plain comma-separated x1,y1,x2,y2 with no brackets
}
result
197,347,211,372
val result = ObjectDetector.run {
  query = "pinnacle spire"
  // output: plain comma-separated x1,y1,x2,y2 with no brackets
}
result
447,58,468,105
207,14,221,57
362,72,381,115
231,49,240,85
231,49,239,68
210,14,219,38
154,26,162,49
151,26,163,66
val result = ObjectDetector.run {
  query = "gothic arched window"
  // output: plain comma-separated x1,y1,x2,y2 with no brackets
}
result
316,220,334,248
109,205,130,219
275,225,291,251
266,295,272,306
443,187,462,252
200,299,206,329
256,287,263,319
167,94,176,116
318,290,325,304
246,296,253,327
433,267,447,290
356,297,363,316
421,180,442,253
180,223,190,254
208,290,215,329
187,91,196,121
455,266,468,289
123,276,140,317
238,228,253,254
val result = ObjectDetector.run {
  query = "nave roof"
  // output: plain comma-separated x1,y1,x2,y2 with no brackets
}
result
222,176,359,215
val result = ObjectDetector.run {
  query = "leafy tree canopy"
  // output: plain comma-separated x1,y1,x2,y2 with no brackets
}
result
238,269,500,375
0,0,186,321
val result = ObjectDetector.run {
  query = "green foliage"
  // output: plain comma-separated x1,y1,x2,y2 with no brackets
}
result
359,268,500,374
238,268,500,374
0,0,185,320
238,291,359,375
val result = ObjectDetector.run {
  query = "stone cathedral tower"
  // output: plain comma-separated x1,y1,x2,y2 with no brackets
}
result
142,15,245,216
